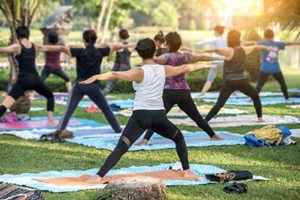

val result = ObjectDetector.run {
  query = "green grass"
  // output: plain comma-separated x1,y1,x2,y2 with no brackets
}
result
0,68,300,199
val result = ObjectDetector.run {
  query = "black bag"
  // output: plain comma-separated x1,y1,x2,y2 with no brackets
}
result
0,183,43,200
223,182,248,194
205,170,253,183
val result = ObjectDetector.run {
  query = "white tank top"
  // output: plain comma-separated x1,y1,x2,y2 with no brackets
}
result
133,64,166,110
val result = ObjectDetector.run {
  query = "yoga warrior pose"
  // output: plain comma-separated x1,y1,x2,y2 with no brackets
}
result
103,29,133,94
0,26,61,125
197,25,227,95
256,29,300,100
79,38,206,182
41,31,72,92
137,32,222,146
41,29,132,141
204,30,270,122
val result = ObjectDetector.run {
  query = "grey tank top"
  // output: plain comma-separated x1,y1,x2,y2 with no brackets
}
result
223,47,246,81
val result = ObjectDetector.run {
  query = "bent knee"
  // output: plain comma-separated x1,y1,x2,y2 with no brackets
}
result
172,129,184,143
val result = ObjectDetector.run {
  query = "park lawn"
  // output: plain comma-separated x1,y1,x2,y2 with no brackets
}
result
0,70,300,199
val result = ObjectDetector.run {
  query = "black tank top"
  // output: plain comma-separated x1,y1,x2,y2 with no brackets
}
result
15,43,39,77
113,42,131,71
223,47,246,81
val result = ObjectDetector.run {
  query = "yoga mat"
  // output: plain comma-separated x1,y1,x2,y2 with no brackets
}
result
288,105,300,109
30,107,44,112
201,96,300,105
289,88,300,93
0,117,104,132
67,131,245,151
117,106,248,118
57,99,134,109
291,129,300,138
191,91,283,99
0,163,268,192
171,115,300,128
0,126,118,140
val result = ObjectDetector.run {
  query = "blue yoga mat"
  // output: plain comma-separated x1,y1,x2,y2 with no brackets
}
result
67,131,245,151
202,96,300,105
0,163,268,192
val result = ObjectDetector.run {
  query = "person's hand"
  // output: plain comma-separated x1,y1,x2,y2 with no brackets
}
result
80,75,97,84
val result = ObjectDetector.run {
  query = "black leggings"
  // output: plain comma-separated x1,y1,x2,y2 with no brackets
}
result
256,71,288,100
206,79,262,121
57,82,121,133
7,75,54,112
143,90,216,141
97,110,189,177
41,66,70,82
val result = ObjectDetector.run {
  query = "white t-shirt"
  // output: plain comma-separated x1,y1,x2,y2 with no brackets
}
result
197,36,226,49
197,36,226,65
133,64,166,110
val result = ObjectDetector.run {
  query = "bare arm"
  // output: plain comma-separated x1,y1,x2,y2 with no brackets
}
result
35,44,65,52
188,52,224,62
200,48,233,60
242,45,271,55
154,55,167,64
80,68,143,84
242,41,257,46
165,64,211,78
285,42,300,46
96,42,135,52
0,44,20,54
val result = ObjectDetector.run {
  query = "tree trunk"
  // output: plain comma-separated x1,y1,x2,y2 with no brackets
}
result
101,0,114,42
96,0,109,35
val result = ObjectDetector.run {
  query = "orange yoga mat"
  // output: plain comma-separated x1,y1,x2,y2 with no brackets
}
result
36,170,200,186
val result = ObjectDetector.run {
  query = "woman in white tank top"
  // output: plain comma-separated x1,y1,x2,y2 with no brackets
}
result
78,38,211,183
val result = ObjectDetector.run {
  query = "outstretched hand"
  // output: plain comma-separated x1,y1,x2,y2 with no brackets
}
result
80,75,97,85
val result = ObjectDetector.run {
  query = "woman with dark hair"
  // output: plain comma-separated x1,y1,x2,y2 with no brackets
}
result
77,38,211,182
154,31,168,56
41,29,132,141
204,30,270,122
0,26,62,125
256,28,300,100
137,31,222,146
41,30,72,92
103,28,133,94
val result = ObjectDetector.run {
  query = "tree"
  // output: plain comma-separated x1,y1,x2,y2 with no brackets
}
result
151,1,179,28
262,0,300,37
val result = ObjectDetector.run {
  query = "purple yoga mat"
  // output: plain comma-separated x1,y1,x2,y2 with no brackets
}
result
0,117,103,131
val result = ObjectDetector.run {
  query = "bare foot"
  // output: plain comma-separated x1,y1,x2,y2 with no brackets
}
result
48,119,58,126
210,135,223,140
257,117,264,123
135,139,149,146
178,169,199,180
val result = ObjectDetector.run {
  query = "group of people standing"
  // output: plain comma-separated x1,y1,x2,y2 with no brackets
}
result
0,25,298,182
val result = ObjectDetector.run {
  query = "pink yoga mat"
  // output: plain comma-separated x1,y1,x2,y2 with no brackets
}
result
0,117,102,131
